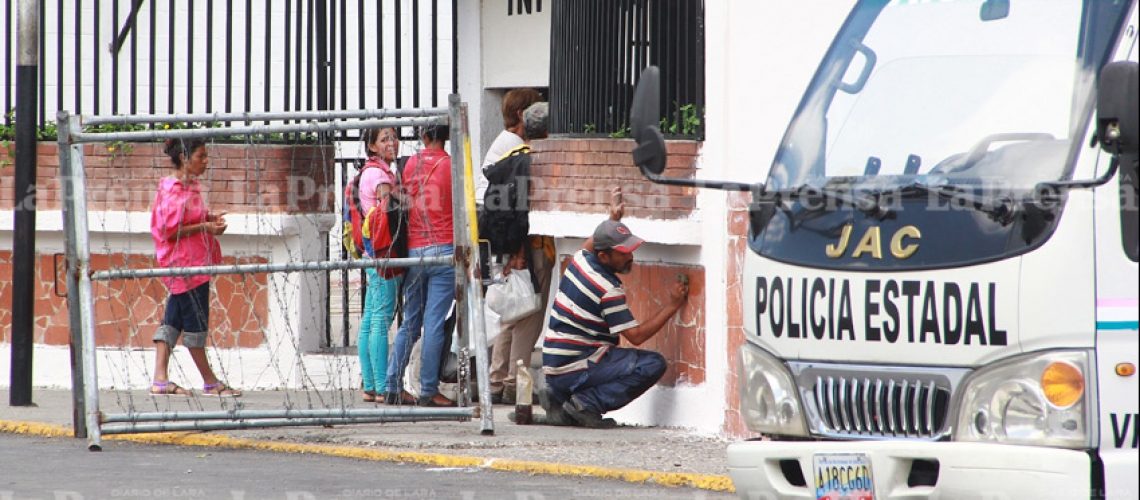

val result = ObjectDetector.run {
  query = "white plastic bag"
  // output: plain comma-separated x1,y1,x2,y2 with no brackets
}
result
485,269,542,324
474,302,502,350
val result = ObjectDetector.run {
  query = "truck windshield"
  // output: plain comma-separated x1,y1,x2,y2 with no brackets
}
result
767,0,1132,195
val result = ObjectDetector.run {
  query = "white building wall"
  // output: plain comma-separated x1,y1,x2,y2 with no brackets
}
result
482,0,551,89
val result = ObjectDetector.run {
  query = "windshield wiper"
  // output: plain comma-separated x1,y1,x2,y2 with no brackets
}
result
772,184,890,219
890,183,1019,225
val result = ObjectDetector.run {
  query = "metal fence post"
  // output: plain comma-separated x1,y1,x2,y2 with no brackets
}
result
58,111,86,438
449,94,494,435
58,111,102,450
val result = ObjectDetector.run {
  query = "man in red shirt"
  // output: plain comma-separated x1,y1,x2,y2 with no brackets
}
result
384,125,457,407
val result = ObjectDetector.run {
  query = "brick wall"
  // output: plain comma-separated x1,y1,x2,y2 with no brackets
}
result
0,142,336,214
724,191,759,438
556,257,706,387
0,251,269,348
530,139,700,220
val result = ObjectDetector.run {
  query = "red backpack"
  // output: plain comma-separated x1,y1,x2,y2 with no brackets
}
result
341,162,378,259
364,193,407,278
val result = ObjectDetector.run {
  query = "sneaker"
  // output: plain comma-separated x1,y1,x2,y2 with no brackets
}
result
561,396,616,429
538,388,573,426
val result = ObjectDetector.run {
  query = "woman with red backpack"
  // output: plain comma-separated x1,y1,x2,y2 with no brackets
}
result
356,127,403,403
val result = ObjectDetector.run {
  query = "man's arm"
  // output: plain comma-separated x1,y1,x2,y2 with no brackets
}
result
619,278,689,346
580,186,625,253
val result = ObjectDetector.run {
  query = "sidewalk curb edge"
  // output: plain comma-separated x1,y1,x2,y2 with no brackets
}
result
1,419,735,493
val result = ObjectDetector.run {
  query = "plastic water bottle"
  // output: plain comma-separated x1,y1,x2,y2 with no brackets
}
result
515,359,533,425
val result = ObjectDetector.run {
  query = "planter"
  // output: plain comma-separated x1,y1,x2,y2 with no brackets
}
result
1,142,336,214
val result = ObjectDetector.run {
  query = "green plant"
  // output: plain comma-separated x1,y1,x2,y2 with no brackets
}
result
0,110,53,168
36,122,57,141
678,104,702,136
660,103,704,137
84,122,148,160
0,141,12,169
582,123,598,135
0,110,15,142
609,124,631,139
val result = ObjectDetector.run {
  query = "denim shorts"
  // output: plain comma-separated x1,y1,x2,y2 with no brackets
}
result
153,281,210,348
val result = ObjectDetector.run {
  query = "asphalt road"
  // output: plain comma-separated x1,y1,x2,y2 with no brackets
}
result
0,434,736,500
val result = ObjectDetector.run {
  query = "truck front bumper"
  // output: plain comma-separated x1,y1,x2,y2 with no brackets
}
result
727,440,1094,500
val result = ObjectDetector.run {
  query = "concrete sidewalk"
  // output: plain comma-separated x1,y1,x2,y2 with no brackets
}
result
0,389,735,492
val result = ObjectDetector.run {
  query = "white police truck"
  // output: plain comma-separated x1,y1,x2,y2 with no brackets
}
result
629,0,1139,498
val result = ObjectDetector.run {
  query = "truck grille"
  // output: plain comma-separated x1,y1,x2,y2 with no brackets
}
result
788,363,970,440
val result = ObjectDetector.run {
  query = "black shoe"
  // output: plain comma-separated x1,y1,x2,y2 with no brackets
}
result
417,394,457,407
562,396,616,429
501,385,517,406
538,389,565,421
487,386,505,405
538,388,572,426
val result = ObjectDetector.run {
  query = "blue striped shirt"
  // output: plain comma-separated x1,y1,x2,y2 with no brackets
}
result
543,250,639,375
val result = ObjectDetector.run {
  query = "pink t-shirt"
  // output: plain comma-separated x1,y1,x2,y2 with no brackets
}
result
403,148,453,249
150,177,222,294
358,157,397,213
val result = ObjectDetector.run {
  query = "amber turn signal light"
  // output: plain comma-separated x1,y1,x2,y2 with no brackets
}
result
1041,361,1084,409
1116,363,1136,377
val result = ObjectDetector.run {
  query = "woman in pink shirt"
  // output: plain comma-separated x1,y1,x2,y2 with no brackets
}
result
148,138,241,397
357,127,402,403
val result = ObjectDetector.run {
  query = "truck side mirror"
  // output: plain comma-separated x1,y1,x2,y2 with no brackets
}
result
1097,61,1139,156
631,66,668,175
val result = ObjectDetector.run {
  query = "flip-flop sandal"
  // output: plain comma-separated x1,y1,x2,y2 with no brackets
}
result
202,382,243,397
363,391,377,403
150,381,192,397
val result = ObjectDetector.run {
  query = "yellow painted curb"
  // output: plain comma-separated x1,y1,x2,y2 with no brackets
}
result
1,419,734,493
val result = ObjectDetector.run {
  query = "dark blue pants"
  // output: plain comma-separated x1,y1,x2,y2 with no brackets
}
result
545,347,667,415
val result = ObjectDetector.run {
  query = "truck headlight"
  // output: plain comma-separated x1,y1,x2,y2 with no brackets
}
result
953,350,1096,449
739,342,808,436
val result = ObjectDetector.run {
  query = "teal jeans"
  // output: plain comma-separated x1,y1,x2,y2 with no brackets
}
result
359,268,402,393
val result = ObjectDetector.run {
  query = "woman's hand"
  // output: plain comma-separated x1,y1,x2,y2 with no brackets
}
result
203,220,228,235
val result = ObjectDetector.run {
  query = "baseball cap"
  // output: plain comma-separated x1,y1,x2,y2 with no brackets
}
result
593,220,644,253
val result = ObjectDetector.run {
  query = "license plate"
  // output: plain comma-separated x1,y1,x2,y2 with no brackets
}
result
812,454,875,500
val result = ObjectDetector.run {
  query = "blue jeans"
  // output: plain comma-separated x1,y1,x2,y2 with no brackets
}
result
545,348,667,415
359,269,402,394
385,244,455,397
